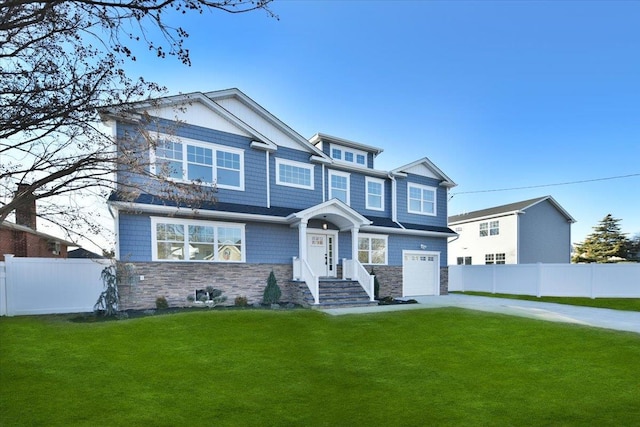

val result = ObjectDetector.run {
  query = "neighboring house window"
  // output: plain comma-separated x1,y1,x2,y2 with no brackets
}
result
275,158,314,190
456,257,472,265
358,234,388,265
152,217,244,262
485,254,494,264
479,222,488,237
356,154,366,165
365,177,384,211
495,253,506,264
153,137,244,190
490,220,500,236
407,183,436,216
329,170,350,204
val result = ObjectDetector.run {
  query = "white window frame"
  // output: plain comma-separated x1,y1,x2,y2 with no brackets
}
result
490,220,500,236
365,176,385,211
150,135,244,191
328,170,350,205
407,183,437,216
357,233,388,265
151,217,245,263
275,158,314,190
330,143,367,166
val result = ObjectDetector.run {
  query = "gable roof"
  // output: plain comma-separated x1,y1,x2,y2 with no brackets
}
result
100,88,329,161
391,157,457,188
448,196,576,224
309,132,384,156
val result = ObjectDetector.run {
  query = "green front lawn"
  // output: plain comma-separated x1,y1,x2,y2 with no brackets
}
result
1,309,639,426
452,291,640,311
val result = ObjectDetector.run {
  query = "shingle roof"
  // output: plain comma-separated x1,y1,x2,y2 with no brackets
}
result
448,196,575,224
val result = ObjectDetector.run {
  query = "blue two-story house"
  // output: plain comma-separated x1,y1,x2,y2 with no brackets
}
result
103,88,457,309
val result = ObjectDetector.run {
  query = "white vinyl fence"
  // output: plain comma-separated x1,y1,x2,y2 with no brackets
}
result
0,255,110,316
449,263,640,298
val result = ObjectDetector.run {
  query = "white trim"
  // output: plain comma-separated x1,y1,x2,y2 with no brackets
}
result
306,229,339,277
330,143,368,167
407,183,437,216
150,216,245,262
365,176,385,211
328,169,350,205
149,133,245,191
275,157,314,190
357,233,388,265
266,151,271,208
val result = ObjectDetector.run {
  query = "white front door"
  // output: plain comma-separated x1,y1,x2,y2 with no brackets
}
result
307,232,337,277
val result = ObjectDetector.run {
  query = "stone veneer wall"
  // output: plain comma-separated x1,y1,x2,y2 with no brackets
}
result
118,262,294,310
117,263,449,309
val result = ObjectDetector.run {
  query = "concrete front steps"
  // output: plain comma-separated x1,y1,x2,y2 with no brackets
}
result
295,279,378,309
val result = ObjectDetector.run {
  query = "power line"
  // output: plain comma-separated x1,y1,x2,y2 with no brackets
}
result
449,173,640,198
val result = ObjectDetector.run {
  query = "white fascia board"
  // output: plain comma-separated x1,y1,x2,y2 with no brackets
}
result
448,211,522,226
361,225,457,238
108,201,289,224
309,132,384,156
392,157,457,188
310,155,332,164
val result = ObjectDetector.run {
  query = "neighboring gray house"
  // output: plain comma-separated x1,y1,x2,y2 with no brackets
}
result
448,196,576,265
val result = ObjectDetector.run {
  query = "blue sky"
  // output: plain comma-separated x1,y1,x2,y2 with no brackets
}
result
125,0,640,244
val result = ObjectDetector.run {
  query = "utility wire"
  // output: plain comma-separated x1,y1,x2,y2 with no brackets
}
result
449,173,640,199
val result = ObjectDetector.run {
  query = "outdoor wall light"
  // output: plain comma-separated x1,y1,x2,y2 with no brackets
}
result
322,223,328,230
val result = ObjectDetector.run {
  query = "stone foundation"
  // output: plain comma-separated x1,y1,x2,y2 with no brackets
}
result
117,262,294,310
116,262,449,309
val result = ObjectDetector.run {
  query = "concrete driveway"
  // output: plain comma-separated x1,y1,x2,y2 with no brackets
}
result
322,294,640,335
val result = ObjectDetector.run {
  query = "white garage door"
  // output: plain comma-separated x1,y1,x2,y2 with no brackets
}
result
403,250,440,296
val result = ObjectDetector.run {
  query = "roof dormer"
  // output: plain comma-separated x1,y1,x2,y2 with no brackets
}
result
309,133,383,169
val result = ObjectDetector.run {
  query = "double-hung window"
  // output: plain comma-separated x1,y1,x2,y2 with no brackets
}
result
366,177,384,211
154,137,244,190
275,158,314,190
152,217,244,262
358,234,388,265
329,170,350,204
479,221,499,237
407,183,436,216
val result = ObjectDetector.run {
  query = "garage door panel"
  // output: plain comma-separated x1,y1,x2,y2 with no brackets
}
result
403,251,439,296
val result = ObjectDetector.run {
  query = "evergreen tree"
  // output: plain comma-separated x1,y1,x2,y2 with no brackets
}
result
263,271,281,304
572,214,629,263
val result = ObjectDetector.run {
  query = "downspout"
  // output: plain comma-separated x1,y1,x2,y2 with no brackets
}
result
389,174,405,229
266,151,270,208
107,203,120,261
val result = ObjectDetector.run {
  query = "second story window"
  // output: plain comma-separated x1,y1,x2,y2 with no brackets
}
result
275,158,314,190
366,177,384,211
332,148,342,160
356,154,366,165
154,137,244,190
329,170,350,204
407,183,436,216
479,220,499,237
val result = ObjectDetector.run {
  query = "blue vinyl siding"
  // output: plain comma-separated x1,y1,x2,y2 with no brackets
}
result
396,175,448,227
246,223,298,263
118,213,152,261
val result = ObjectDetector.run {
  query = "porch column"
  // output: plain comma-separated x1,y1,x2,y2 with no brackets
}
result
298,219,308,261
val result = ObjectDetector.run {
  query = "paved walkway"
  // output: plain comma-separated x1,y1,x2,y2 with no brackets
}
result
322,294,640,334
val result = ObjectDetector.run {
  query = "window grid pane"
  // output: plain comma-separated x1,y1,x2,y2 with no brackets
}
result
279,163,311,187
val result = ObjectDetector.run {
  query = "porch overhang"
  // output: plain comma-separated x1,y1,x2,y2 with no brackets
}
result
286,199,372,230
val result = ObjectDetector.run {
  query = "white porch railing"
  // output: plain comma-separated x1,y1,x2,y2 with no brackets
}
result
343,258,375,301
292,257,319,304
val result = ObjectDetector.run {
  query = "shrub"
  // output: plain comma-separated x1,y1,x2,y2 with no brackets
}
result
234,295,248,307
155,296,169,310
263,271,281,305
94,264,119,316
